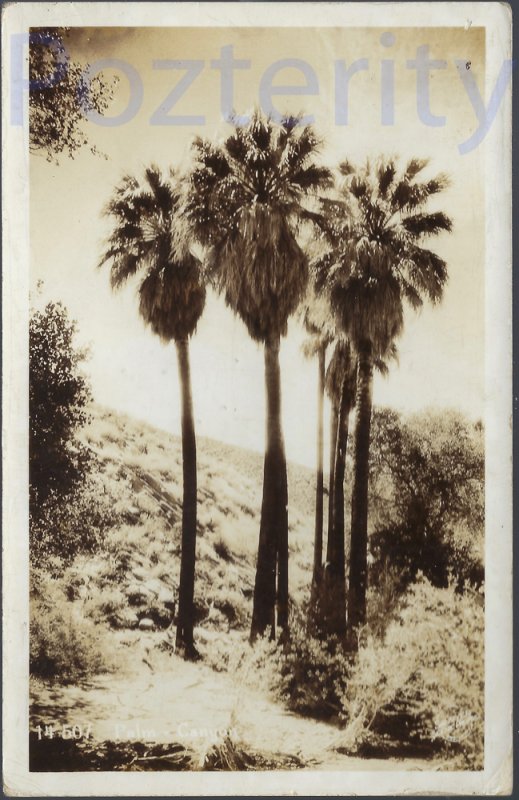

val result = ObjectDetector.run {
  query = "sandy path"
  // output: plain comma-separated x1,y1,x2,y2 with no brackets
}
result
30,651,438,771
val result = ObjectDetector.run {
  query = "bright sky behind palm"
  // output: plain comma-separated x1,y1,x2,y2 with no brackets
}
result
31,25,485,468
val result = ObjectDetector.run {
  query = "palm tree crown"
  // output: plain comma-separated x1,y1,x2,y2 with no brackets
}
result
100,165,206,341
185,111,332,341
326,157,451,354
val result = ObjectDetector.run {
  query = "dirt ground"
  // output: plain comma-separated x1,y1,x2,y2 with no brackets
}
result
30,636,444,772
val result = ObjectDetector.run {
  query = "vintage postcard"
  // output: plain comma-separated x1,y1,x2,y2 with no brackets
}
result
2,2,513,795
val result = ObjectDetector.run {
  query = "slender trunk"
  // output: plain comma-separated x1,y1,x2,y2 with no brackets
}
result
308,345,326,634
174,338,198,659
276,467,289,633
347,341,374,650
321,374,350,638
251,336,289,641
312,345,326,585
326,401,339,564
330,380,349,576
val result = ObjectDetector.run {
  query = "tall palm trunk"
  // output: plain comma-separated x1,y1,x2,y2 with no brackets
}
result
251,335,288,640
347,341,374,650
308,345,326,633
326,401,339,561
175,337,198,658
312,345,326,585
331,378,350,572
321,374,350,637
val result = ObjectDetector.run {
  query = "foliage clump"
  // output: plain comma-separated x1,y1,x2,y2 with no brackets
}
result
369,408,484,593
234,576,483,769
275,615,352,719
232,608,352,721
30,572,118,682
30,301,117,568
29,28,114,161
341,578,484,768
30,301,91,505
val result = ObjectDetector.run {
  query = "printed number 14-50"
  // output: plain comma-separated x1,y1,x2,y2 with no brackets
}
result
35,724,92,740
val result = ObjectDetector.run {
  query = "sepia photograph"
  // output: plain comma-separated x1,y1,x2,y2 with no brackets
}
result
2,2,513,795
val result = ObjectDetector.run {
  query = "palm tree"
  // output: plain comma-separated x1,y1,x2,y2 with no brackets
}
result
185,111,332,640
99,166,206,658
327,156,452,648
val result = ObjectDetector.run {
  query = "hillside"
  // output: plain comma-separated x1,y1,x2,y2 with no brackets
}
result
30,406,369,771
71,404,317,637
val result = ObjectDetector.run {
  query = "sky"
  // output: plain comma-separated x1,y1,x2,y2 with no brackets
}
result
30,25,486,469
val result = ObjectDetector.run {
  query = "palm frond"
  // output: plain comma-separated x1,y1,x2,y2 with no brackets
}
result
349,175,368,200
339,159,355,177
404,248,448,303
426,173,450,195
402,211,452,237
291,164,333,191
377,159,396,197
374,341,399,376
404,157,429,180
391,180,431,211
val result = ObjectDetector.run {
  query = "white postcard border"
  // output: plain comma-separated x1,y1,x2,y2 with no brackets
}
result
2,2,513,795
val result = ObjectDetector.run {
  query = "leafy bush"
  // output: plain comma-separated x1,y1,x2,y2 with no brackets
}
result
233,609,352,720
340,577,484,768
83,585,128,626
276,616,352,719
30,572,118,682
197,632,236,673
369,408,484,592
29,300,119,569
29,28,114,161
30,300,92,510
228,583,483,767
30,472,120,571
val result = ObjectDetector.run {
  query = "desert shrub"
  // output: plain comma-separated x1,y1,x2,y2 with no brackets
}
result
369,408,484,592
233,609,352,720
208,517,258,561
229,631,280,686
30,572,118,682
197,633,235,672
208,586,250,629
83,585,127,626
30,472,120,572
213,535,232,562
340,577,484,768
276,616,352,719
